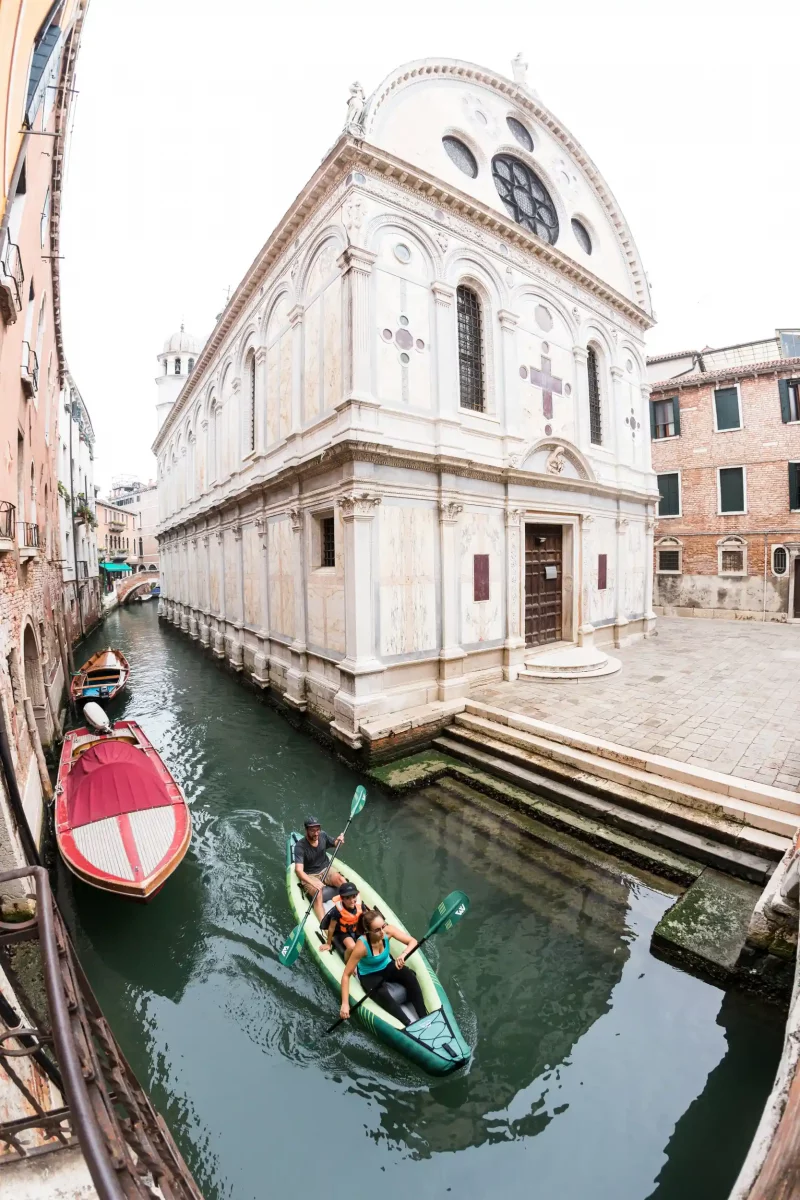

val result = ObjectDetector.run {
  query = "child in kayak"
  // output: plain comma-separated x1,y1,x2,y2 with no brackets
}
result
320,881,363,962
340,907,427,1027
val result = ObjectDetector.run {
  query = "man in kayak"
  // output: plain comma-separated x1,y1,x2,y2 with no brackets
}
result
340,907,427,1027
319,881,363,961
294,816,346,919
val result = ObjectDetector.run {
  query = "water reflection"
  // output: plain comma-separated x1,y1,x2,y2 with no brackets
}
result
56,607,783,1200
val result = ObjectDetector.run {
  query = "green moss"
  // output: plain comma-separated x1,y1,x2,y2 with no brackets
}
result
652,869,760,979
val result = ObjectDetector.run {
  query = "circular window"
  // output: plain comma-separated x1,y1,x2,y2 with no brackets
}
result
399,315,409,327
491,155,559,245
535,306,553,332
395,328,413,350
442,136,478,179
506,116,533,151
773,546,788,576
400,352,410,365
415,338,425,351
394,243,411,263
571,218,592,255
381,328,393,341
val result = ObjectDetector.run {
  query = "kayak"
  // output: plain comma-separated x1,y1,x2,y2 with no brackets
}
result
285,833,470,1076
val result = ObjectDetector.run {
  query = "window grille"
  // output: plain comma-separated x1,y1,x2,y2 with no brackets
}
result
491,154,559,244
321,516,335,567
587,347,602,444
658,549,681,573
442,136,478,178
773,546,788,576
456,286,485,412
721,550,744,573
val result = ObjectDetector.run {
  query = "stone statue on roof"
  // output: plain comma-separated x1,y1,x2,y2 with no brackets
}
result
345,81,366,136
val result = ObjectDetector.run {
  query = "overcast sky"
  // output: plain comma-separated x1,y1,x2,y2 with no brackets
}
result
60,0,800,492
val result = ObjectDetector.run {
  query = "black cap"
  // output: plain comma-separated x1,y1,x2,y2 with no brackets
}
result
339,881,358,898
304,816,321,829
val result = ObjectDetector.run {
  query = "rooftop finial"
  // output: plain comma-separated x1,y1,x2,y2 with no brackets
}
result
511,52,528,86
344,81,366,137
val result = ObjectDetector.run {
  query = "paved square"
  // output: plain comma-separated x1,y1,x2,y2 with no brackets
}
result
475,618,800,791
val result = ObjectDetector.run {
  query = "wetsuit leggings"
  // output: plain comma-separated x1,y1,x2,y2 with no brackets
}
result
359,962,426,1025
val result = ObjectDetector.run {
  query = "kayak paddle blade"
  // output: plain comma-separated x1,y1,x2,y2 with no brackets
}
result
280,925,305,967
350,785,367,819
425,891,470,938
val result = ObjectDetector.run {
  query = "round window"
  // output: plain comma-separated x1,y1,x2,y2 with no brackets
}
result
506,116,533,152
491,155,559,245
571,218,592,254
773,546,788,576
394,243,411,263
442,136,478,179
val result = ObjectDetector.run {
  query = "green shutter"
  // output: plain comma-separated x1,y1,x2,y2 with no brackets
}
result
714,387,741,430
790,462,800,511
649,399,657,439
779,379,791,423
657,472,680,516
672,396,681,436
719,467,745,513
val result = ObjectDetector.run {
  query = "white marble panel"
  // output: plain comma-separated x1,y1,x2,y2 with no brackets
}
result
243,523,261,627
268,519,295,638
586,520,617,626
379,505,437,655
322,275,342,412
459,510,503,644
304,295,321,423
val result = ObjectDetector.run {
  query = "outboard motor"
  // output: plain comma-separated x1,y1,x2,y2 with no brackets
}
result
83,702,111,734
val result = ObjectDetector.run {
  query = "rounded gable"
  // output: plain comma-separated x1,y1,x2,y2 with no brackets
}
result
362,58,651,316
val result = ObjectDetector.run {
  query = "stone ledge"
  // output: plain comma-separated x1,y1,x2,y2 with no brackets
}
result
359,699,466,743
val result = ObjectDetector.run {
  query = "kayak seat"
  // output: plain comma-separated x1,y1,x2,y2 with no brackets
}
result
321,885,337,905
383,981,419,1026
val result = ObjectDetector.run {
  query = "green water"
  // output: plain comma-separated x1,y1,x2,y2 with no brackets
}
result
56,605,784,1200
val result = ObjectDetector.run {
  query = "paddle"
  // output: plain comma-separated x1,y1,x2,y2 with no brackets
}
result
325,889,470,1034
279,786,367,967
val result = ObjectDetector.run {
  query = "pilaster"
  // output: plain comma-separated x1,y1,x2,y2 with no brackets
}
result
438,501,468,702
572,345,589,451
285,505,308,710
503,508,526,680
255,347,268,453
614,515,629,648
578,512,595,647
497,308,520,440
643,514,657,635
338,247,376,404
610,364,625,462
288,304,304,442
431,281,460,453
253,514,270,686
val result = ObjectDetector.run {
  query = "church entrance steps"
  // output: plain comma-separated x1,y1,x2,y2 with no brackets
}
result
519,643,622,680
432,732,787,884
449,712,800,842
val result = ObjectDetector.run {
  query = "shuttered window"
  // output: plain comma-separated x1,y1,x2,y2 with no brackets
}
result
719,466,745,513
657,472,680,517
780,380,800,423
473,554,490,601
714,386,741,431
650,396,680,439
790,463,800,511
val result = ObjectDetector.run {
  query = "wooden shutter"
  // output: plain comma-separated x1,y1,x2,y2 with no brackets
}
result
719,467,745,512
649,400,657,439
779,379,791,423
714,387,740,430
790,462,800,511
473,554,490,601
598,554,607,590
657,473,679,516
672,396,681,436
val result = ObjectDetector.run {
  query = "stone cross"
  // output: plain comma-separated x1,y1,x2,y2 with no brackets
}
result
527,353,563,420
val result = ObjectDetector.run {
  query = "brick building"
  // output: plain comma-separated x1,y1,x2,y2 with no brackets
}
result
649,331,800,622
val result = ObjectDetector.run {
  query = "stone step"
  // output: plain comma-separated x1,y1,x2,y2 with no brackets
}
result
432,735,780,885
451,713,799,845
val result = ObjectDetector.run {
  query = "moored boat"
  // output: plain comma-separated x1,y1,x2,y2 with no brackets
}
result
285,833,470,1075
70,647,130,703
56,721,191,900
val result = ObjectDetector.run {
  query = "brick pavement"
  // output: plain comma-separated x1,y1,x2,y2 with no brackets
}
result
474,618,800,791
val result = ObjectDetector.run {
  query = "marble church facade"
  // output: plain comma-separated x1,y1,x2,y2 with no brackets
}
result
154,57,658,752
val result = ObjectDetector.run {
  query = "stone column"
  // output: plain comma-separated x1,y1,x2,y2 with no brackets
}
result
284,505,308,710
572,345,589,449
503,508,526,680
212,529,225,658
431,282,460,454
497,308,520,443
610,365,625,463
331,491,383,748
578,512,595,647
640,384,653,473
644,514,657,635
199,533,210,646
438,500,468,701
614,515,629,648
228,522,244,671
188,535,199,638
253,514,270,686
229,376,241,468
338,247,376,404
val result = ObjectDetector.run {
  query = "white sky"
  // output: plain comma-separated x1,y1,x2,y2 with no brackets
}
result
60,0,800,492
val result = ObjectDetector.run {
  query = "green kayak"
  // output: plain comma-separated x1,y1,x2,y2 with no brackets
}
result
286,833,470,1076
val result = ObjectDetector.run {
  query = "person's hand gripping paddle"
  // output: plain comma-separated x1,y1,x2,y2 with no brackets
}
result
325,889,470,1033
280,786,367,967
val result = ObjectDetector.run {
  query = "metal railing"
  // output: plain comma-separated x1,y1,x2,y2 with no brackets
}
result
20,341,39,396
0,502,14,541
0,866,204,1198
0,239,23,314
17,521,39,549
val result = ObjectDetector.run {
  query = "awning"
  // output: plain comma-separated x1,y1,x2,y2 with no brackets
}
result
100,562,132,573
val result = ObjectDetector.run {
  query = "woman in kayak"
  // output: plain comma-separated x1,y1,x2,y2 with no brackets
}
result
340,907,427,1027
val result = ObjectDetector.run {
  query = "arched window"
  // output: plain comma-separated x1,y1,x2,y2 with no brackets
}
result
174,357,181,375
587,347,602,445
246,352,256,453
163,359,168,376
209,402,220,482
772,545,788,577
456,286,484,412
188,358,195,373
214,404,222,480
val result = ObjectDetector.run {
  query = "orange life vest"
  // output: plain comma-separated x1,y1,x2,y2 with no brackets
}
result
331,896,363,937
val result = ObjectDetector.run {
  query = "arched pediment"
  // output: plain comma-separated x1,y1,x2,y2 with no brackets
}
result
513,438,595,482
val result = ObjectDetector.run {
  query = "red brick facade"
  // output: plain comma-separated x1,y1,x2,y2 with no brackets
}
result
650,361,800,620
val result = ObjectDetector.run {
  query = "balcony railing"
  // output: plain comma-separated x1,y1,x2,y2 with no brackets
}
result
0,501,15,542
0,239,23,322
20,341,39,398
17,521,40,549
0,866,203,1198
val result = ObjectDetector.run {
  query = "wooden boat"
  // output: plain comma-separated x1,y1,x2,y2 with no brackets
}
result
55,720,191,900
285,834,470,1075
70,648,130,703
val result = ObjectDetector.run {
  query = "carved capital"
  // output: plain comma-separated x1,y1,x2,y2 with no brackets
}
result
201,418,208,431
288,506,303,532
646,516,656,533
231,522,242,541
640,383,652,400
255,347,268,365
214,529,223,543
431,281,455,308
201,534,210,547
255,515,269,543
337,492,381,520
497,308,519,331
288,304,304,327
581,513,595,530
231,377,242,394
439,501,463,524
190,537,198,548
505,507,525,528
610,365,625,382
337,247,377,277
616,516,629,533
572,345,589,365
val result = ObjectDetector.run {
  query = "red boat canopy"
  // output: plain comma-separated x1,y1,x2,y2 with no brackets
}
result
66,741,172,829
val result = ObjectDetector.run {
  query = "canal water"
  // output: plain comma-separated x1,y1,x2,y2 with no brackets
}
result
56,605,784,1200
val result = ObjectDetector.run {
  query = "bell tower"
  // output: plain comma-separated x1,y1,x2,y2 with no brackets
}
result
156,325,202,431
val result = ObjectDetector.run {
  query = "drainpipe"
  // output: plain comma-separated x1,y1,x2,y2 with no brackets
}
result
763,533,769,623
8,649,52,802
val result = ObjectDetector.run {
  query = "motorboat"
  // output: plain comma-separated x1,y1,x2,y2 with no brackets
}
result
70,648,130,703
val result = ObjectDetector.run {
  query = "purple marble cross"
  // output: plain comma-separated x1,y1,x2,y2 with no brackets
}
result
527,354,563,420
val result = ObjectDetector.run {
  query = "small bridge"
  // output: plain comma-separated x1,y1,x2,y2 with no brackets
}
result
118,573,160,605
